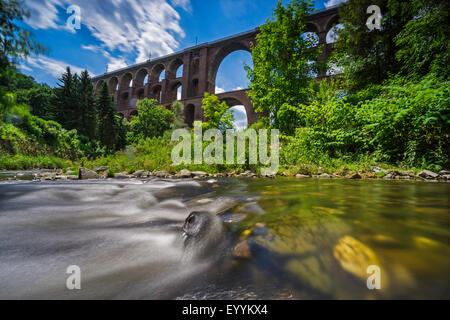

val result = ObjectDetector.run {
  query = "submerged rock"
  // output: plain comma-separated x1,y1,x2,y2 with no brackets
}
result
233,241,252,259
79,167,99,180
333,236,379,280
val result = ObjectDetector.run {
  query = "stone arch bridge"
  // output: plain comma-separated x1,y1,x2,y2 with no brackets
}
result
92,5,340,126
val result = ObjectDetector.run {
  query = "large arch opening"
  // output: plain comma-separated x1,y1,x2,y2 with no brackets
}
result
219,97,250,130
168,58,183,79
326,23,343,44
108,77,119,93
136,68,149,87
151,64,166,83
185,104,195,128
120,73,133,90
210,44,252,94
301,32,319,48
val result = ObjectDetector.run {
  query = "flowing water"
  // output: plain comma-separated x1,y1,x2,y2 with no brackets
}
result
0,176,449,299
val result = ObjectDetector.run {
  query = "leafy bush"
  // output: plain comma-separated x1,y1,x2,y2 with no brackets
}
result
127,98,174,144
282,75,450,169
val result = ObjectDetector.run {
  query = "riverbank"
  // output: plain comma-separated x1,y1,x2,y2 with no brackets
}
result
1,166,449,182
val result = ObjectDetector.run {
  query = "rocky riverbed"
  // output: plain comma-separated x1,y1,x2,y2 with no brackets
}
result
11,167,450,182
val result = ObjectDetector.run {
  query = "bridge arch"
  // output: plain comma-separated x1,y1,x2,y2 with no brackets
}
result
135,68,149,86
208,42,252,93
151,63,166,83
120,73,133,90
168,58,183,79
218,95,255,127
305,21,320,34
168,81,182,102
325,13,340,34
108,77,119,92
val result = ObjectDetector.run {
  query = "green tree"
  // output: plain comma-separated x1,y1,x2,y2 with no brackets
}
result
16,84,56,120
97,82,118,150
78,70,97,140
393,0,450,78
246,0,319,134
201,92,234,132
115,115,128,150
54,67,80,130
0,0,45,118
127,98,174,144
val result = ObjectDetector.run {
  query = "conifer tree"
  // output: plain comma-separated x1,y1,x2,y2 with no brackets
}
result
79,70,97,140
97,82,118,150
54,67,79,130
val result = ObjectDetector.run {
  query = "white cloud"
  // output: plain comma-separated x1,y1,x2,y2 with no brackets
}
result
81,44,100,52
106,57,128,73
23,55,94,78
324,0,347,8
215,86,225,94
171,0,191,11
233,86,244,91
24,0,189,71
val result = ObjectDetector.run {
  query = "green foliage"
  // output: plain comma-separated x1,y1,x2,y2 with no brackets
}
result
54,67,80,129
0,154,71,170
78,70,97,140
16,84,56,120
394,0,450,78
246,0,319,134
0,95,91,160
282,75,450,169
127,98,174,144
332,0,405,91
97,82,121,151
201,92,234,132
0,0,45,75
333,0,449,91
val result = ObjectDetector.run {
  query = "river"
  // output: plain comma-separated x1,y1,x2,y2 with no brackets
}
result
0,176,449,299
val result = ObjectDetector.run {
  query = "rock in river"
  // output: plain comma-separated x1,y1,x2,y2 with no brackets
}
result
79,167,99,180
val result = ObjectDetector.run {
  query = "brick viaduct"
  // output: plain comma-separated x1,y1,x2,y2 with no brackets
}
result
92,5,340,127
